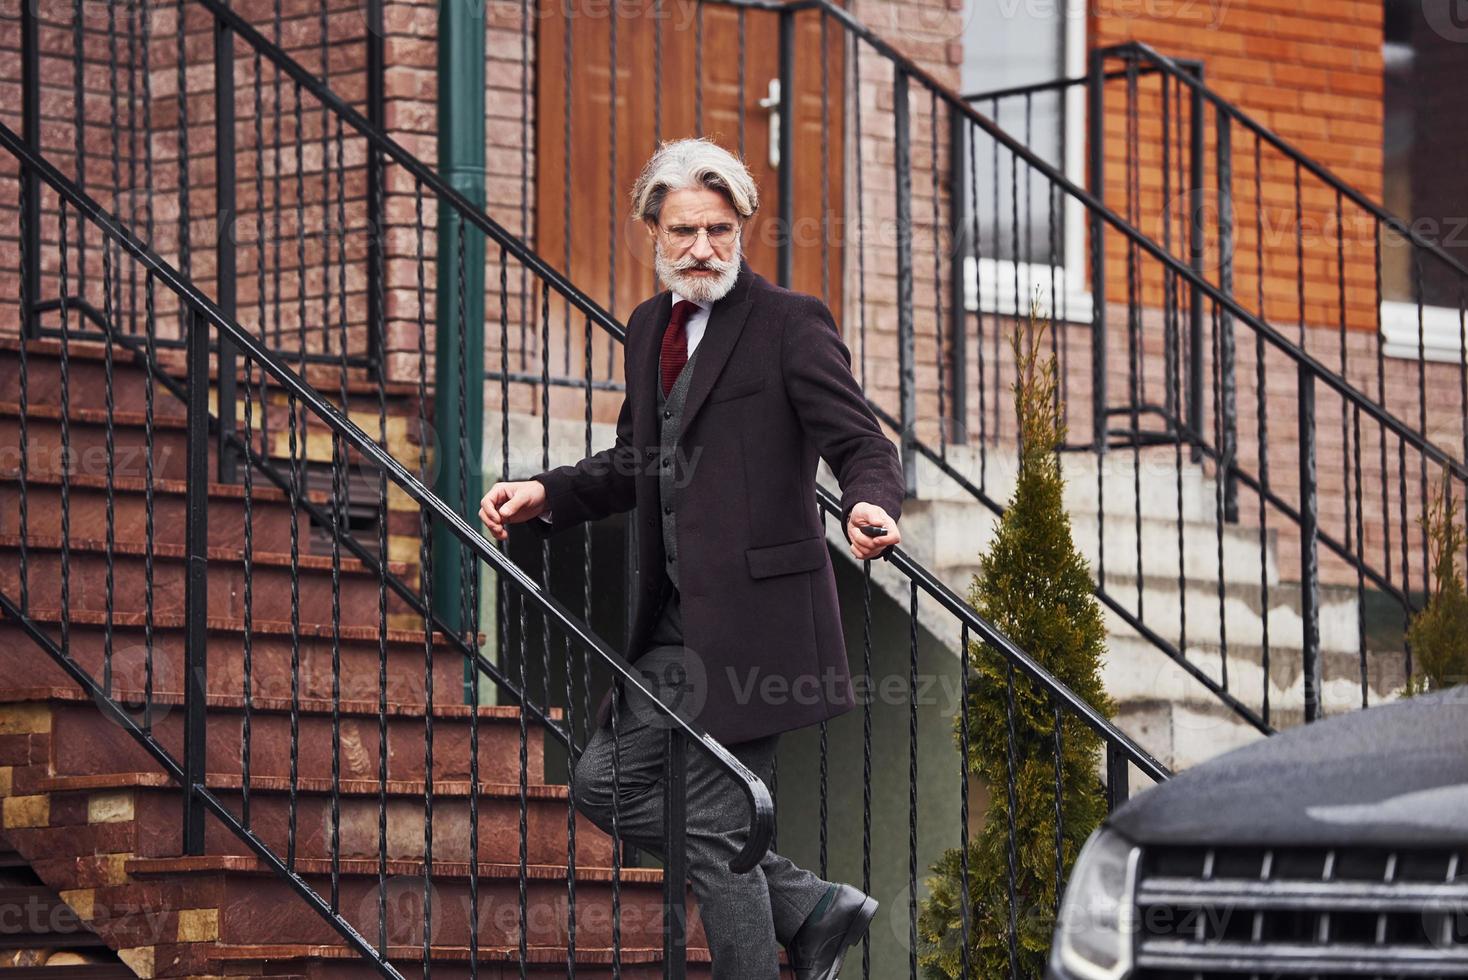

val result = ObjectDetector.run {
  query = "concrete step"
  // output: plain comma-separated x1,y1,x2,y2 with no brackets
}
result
0,533,417,626
904,496,1280,588
911,441,1227,522
0,610,469,716
206,943,713,979
14,772,613,868
6,693,551,787
119,853,705,956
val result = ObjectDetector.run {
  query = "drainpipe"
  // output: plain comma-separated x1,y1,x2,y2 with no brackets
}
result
432,0,487,702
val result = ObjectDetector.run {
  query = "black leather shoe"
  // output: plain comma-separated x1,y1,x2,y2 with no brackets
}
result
786,883,879,980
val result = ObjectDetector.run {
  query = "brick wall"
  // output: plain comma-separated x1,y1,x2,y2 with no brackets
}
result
1090,0,1386,337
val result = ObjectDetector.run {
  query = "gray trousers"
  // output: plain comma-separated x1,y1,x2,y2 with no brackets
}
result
570,584,831,980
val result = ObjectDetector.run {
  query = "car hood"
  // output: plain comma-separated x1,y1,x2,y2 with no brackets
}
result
1109,690,1468,848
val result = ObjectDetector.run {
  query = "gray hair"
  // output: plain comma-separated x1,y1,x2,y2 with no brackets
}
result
629,138,759,224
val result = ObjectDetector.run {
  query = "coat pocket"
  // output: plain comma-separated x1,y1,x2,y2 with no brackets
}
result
708,375,767,403
745,534,829,579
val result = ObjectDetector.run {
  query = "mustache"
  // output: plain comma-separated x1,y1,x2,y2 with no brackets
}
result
668,254,737,273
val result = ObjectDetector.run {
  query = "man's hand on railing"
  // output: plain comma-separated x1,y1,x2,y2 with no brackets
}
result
846,502,900,561
479,480,549,541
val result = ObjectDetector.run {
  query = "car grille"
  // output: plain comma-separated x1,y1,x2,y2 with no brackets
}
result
1132,844,1468,978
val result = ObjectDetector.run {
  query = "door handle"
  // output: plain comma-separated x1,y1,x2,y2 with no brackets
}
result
757,78,781,170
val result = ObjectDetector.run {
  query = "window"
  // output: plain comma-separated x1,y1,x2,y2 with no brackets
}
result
958,0,1089,322
1380,0,1468,360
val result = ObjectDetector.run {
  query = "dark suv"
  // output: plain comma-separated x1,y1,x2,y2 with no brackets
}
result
1047,689,1468,979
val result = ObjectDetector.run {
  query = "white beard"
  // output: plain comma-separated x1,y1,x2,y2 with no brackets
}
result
654,241,742,305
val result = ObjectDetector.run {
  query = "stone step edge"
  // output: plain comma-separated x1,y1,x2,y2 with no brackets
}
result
205,942,714,965
36,771,573,801
0,336,425,402
125,854,665,887
12,606,478,648
1,685,564,723
0,468,333,507
0,532,414,578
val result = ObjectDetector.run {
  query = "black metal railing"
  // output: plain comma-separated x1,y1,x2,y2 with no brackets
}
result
1083,40,1468,718
0,4,1175,978
939,30,1467,736
1,119,779,977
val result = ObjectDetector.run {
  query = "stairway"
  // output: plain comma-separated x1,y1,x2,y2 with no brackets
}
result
0,334,716,977
892,443,1409,770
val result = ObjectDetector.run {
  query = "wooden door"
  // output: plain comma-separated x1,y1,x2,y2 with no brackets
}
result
537,0,845,331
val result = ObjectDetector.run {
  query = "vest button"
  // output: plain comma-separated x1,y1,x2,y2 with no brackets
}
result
664,505,672,515
661,457,670,467
663,409,672,419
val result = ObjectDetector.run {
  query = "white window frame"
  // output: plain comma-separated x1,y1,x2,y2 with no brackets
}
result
1380,300,1468,364
962,2,1092,326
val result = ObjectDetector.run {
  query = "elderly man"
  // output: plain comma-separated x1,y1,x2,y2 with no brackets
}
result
479,137,902,980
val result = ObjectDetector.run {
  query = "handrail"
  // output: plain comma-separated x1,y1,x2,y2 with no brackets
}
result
1107,39,1468,284
802,0,1468,485
179,0,1191,811
0,121,783,872
189,0,626,348
196,0,1465,486
814,487,1172,783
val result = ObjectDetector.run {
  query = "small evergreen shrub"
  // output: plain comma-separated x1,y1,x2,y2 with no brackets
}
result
1404,472,1468,695
917,311,1115,980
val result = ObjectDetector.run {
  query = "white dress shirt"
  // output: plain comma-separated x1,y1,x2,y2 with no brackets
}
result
538,291,711,524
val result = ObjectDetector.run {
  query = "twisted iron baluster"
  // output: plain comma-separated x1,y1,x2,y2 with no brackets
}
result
929,91,943,453
1412,246,1430,598
561,3,573,379
861,559,873,980
969,123,987,488
243,45,274,831
566,316,589,980
1354,404,1367,709
610,664,623,980
456,218,482,976
1294,161,1304,348
372,84,391,956
59,203,72,657
822,13,831,307
694,2,704,135
517,589,530,979
518,0,531,370
102,236,117,695
143,268,156,730
174,0,191,279
606,0,617,365
270,0,284,351
414,177,436,979
71,0,87,290
957,623,971,980
908,580,920,980
318,0,333,358
1125,62,1144,620
737,9,746,158
286,77,310,872
17,102,31,616
1211,301,1229,691
1254,133,1271,725
139,0,154,250
1052,696,1064,909
1002,660,1020,978
328,90,353,913
535,282,554,966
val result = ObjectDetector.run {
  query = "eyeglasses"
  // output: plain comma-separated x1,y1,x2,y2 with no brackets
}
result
658,222,739,249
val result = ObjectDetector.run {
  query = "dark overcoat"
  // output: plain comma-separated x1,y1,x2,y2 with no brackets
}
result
528,259,904,745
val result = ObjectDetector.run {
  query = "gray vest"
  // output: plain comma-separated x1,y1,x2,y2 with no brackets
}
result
657,337,702,590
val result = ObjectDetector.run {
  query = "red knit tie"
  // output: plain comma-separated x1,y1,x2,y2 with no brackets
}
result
660,300,699,396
